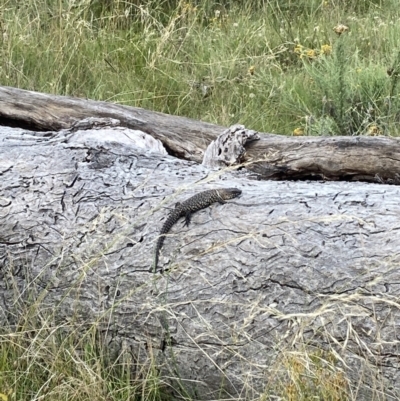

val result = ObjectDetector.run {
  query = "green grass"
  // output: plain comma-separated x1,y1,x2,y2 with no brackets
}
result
1,0,400,135
0,321,351,401
0,313,169,401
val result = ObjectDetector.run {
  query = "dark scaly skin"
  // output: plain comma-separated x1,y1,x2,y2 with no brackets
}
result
152,188,241,273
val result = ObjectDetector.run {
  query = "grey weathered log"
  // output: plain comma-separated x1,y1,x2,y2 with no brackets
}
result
1,122,400,400
2,85,400,183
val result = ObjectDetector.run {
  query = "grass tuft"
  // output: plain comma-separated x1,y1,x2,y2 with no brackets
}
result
0,315,169,401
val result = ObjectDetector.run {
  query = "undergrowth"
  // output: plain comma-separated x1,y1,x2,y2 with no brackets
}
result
0,312,169,401
0,281,354,401
0,0,399,134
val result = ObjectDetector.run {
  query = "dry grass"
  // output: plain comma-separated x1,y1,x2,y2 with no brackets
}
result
3,279,392,400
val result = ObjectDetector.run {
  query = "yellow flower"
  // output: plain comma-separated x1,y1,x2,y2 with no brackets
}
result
248,65,255,75
366,124,382,136
293,127,304,136
294,44,303,54
321,44,332,55
306,49,316,59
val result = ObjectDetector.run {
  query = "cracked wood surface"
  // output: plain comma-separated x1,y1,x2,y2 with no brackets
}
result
1,85,400,183
1,125,400,400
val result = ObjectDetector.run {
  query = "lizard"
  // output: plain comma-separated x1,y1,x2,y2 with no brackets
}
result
152,188,242,273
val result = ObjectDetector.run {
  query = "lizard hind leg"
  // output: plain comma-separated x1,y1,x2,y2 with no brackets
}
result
184,212,192,227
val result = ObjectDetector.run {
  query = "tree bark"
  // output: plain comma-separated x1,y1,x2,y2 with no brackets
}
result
1,88,400,400
1,85,400,183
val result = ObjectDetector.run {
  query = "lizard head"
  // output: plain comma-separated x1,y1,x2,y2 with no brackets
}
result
221,188,242,199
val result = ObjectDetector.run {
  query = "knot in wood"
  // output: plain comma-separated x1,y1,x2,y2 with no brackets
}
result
202,124,260,168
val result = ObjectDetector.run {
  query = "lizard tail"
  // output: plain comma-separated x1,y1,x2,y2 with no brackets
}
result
151,235,164,273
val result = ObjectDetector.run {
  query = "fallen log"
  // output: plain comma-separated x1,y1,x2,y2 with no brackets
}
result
1,87,400,399
1,85,400,183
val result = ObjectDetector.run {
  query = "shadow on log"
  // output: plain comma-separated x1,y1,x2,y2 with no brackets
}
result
1,87,400,400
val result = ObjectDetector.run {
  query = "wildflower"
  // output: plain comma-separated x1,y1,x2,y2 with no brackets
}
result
306,49,317,59
293,127,304,136
294,44,303,54
366,124,382,136
321,44,332,55
248,65,255,75
0,393,8,401
183,2,197,12
333,24,349,35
